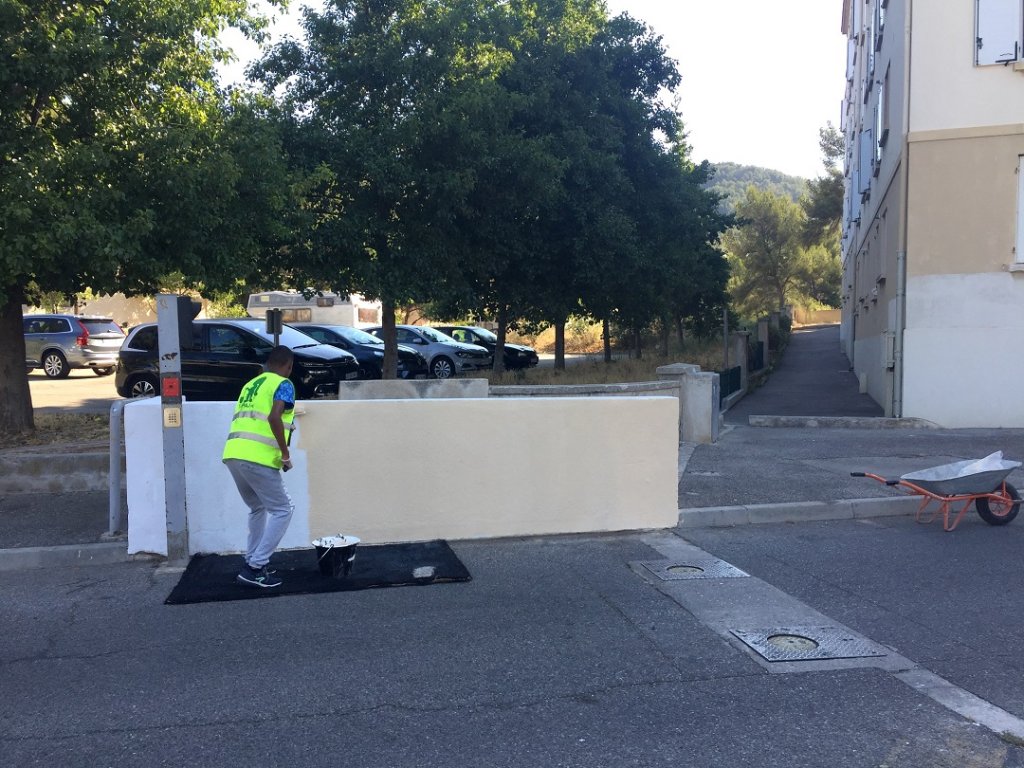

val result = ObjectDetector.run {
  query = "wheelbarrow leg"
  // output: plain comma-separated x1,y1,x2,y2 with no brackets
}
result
915,497,937,525
943,500,972,532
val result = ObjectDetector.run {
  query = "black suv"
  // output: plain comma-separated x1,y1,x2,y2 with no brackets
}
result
115,319,359,400
433,325,539,370
292,323,428,380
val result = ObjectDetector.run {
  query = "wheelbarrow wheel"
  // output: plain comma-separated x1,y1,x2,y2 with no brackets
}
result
976,482,1021,526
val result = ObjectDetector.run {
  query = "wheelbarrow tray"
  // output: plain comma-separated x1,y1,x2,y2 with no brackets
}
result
901,454,1022,497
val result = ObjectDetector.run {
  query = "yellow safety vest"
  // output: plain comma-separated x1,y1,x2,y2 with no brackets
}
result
222,371,295,470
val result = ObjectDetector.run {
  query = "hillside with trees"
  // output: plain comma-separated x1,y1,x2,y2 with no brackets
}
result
706,162,808,214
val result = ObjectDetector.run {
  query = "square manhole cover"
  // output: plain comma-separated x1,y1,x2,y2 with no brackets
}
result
731,626,887,662
639,559,749,581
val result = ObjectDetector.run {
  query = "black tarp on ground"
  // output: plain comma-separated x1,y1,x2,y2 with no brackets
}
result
165,539,471,605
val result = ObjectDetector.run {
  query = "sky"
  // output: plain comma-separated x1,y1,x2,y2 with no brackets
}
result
219,1,847,179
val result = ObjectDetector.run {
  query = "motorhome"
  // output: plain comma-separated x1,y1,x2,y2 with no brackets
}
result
246,291,382,328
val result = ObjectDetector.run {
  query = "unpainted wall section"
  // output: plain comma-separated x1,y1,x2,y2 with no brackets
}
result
903,273,1024,427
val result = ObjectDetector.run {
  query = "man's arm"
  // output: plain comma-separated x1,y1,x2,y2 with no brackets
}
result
268,400,292,469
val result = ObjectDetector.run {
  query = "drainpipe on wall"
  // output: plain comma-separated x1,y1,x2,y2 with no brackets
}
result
892,0,914,419
893,249,906,416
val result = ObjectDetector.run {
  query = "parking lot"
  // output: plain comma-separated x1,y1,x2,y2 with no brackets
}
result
27,370,121,414
28,352,597,415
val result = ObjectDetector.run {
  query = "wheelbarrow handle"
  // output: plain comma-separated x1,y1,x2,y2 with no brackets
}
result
851,471,902,486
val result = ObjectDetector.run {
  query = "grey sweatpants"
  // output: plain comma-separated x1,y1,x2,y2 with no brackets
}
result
224,459,294,569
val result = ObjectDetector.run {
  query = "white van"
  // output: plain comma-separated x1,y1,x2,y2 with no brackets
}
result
246,291,382,328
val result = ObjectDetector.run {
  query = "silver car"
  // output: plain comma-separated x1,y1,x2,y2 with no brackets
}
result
366,324,492,379
23,314,125,378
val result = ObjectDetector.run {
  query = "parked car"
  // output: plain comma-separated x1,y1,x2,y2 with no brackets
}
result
432,325,539,370
24,314,125,378
115,319,359,400
365,325,492,379
291,323,428,380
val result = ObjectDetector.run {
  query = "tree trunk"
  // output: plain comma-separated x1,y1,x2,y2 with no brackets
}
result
0,292,35,436
602,318,611,363
381,303,398,379
676,315,685,349
554,317,566,370
660,319,669,357
633,328,642,360
493,305,507,375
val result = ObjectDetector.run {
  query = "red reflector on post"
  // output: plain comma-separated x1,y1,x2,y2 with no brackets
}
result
161,376,181,398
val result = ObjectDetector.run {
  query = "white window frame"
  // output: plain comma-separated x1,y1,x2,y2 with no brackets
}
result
976,0,1023,65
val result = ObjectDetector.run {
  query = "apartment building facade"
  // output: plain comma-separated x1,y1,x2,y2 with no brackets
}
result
840,0,1024,427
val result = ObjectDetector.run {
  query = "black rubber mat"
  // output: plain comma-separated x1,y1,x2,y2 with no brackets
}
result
165,539,471,605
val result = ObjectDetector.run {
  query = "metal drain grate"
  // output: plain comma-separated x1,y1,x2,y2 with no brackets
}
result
731,626,887,662
640,559,749,581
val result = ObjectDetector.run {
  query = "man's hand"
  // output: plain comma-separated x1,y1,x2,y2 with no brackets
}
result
282,453,293,472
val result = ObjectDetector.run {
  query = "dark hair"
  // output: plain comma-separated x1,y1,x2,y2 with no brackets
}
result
267,345,294,370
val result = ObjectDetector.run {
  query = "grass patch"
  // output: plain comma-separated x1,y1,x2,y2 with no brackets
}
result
999,731,1024,748
2,413,110,450
487,356,712,387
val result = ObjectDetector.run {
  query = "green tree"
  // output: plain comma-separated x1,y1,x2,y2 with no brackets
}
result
0,0,287,435
721,187,806,317
802,122,844,246
256,0,505,376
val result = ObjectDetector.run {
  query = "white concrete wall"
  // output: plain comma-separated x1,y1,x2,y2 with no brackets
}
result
911,2,1024,132
902,272,1024,427
125,398,311,556
125,395,679,556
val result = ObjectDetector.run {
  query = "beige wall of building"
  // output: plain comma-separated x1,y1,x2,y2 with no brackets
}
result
841,0,1024,425
911,2,1024,132
906,129,1024,276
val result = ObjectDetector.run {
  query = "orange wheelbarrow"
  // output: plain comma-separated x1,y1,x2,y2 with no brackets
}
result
851,452,1022,532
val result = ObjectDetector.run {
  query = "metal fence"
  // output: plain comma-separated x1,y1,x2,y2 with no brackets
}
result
718,365,741,405
748,341,764,372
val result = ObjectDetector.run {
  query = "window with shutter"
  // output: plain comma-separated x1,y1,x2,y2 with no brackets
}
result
976,0,1022,65
858,129,874,194
1016,156,1024,263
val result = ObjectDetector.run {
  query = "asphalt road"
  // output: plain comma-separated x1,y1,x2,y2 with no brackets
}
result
4,530,1024,767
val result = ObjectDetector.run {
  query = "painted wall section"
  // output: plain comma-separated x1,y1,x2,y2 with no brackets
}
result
906,132,1024,276
911,3,1024,132
126,396,679,555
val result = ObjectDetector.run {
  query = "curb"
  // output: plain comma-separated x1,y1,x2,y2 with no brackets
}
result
676,495,919,528
0,452,118,494
0,541,130,571
747,415,940,429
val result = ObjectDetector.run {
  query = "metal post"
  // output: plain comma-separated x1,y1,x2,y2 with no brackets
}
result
156,294,189,563
266,308,283,346
108,400,127,535
722,308,729,370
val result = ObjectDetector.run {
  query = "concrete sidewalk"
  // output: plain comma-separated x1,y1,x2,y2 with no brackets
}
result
726,324,884,425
